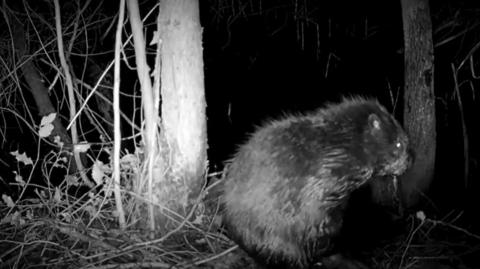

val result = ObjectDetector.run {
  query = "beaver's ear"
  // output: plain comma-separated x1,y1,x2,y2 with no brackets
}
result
367,113,383,137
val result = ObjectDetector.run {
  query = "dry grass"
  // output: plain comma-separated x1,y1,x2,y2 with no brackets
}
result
2,179,480,269
0,172,237,269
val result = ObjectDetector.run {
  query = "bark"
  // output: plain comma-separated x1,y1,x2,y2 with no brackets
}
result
156,0,207,219
400,0,436,207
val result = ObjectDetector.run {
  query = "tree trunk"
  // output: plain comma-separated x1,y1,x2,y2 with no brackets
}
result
10,10,82,177
400,0,436,207
155,0,207,224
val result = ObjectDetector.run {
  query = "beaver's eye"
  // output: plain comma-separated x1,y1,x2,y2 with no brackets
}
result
395,141,402,149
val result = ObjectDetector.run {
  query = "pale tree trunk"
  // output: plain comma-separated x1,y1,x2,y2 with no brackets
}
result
400,0,436,207
154,0,207,229
127,0,158,233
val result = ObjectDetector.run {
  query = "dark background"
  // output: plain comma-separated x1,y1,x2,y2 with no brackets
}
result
202,0,404,165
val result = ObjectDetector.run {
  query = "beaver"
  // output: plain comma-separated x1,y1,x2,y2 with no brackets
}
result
220,97,410,269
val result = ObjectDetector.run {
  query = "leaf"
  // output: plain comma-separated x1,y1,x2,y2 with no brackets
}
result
2,194,15,208
60,212,71,222
416,211,426,222
39,190,46,198
40,113,56,126
192,214,204,225
14,172,26,187
39,113,56,138
84,205,96,216
39,123,54,138
53,157,68,168
92,160,106,186
10,150,33,166
102,147,111,155
11,211,24,226
26,210,33,220
0,214,11,224
54,187,62,202
75,143,91,153
120,153,139,170
54,135,64,147
65,175,80,186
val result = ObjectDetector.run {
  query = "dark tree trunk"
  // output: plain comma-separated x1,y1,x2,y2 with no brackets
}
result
10,10,81,177
400,0,436,207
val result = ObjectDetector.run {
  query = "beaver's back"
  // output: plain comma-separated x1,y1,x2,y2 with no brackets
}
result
221,98,410,269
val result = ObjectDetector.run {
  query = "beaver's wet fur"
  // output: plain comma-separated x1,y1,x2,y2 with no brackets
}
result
220,98,410,269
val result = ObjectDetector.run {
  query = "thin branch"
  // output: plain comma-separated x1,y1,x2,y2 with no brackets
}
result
67,2,159,130
53,0,93,187
126,0,157,234
113,0,127,230
451,63,469,188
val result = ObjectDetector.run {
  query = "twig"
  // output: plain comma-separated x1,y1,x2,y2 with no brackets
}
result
67,3,160,130
399,216,425,269
53,0,94,188
428,218,480,241
112,0,127,230
192,245,238,266
450,64,469,188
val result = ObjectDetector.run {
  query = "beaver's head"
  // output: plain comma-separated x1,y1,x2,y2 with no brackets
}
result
361,107,411,177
